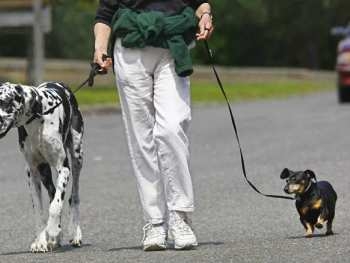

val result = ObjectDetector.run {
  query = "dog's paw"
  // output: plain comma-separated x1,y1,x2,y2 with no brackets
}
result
326,230,334,236
30,229,61,253
31,240,49,253
30,231,49,253
304,233,313,238
69,225,82,247
70,238,82,247
47,233,62,251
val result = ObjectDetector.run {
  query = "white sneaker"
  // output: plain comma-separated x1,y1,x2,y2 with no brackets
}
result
168,211,198,250
142,223,167,251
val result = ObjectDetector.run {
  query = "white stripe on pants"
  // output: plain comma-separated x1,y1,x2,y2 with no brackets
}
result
113,39,194,224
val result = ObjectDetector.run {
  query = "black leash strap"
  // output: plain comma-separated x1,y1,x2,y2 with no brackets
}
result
26,56,109,125
73,57,108,94
204,41,294,201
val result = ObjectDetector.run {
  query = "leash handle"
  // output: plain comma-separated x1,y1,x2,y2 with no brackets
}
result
26,54,112,124
204,41,294,201
88,54,110,87
73,54,111,93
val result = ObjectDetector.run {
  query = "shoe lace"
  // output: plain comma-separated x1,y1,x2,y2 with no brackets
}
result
142,223,165,242
173,217,192,234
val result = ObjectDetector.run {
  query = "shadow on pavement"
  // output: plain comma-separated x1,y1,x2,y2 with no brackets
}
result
0,243,91,256
286,233,338,240
108,241,224,252
108,245,142,252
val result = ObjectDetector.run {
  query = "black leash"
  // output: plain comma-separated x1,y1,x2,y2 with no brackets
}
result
26,56,108,125
204,41,294,201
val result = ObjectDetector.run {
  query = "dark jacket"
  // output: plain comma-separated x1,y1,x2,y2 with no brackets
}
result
111,7,197,76
95,0,209,26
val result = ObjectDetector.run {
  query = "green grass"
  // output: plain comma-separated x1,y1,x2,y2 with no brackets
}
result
74,80,335,107
74,87,119,106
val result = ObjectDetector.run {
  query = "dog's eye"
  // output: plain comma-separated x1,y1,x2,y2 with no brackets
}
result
287,176,296,183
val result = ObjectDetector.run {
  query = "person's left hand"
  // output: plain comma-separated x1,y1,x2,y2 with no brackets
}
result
196,13,214,41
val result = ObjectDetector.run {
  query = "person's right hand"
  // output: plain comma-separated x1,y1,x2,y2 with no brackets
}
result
94,49,113,73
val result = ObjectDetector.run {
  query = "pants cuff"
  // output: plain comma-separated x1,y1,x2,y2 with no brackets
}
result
147,218,166,225
168,206,195,213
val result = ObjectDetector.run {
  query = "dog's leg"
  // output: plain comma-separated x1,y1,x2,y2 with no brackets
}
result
304,222,314,238
37,162,56,203
26,167,45,236
326,220,334,235
316,216,327,229
19,133,50,252
30,155,68,253
68,129,83,247
45,153,70,250
31,136,69,252
326,210,335,235
67,108,84,247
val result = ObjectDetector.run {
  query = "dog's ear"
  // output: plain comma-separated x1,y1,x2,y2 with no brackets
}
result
280,168,291,179
304,169,317,181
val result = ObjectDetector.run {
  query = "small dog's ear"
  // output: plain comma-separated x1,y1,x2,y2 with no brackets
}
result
305,170,316,181
280,168,291,179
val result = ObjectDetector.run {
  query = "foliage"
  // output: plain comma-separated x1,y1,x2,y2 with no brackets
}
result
45,0,96,59
1,0,350,69
192,0,350,69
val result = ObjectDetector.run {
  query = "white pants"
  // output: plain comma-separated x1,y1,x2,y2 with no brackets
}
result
113,39,194,224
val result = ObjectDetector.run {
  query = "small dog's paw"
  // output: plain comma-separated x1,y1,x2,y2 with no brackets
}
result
304,233,313,238
315,223,323,229
326,230,334,236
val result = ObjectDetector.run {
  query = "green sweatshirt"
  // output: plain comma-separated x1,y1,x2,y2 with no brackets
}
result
110,7,198,77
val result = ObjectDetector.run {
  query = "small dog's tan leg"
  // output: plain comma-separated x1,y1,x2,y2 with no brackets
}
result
304,222,314,237
315,216,327,229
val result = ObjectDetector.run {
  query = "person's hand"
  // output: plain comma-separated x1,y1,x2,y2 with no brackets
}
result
93,49,113,73
196,12,214,41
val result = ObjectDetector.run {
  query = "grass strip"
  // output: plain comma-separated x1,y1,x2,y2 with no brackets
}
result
74,80,335,106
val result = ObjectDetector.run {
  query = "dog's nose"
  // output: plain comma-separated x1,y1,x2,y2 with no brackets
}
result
284,185,289,194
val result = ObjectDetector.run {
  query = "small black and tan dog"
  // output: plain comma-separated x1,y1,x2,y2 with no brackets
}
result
280,168,337,237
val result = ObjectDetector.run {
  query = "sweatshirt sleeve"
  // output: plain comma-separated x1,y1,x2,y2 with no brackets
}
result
187,0,209,10
95,0,119,27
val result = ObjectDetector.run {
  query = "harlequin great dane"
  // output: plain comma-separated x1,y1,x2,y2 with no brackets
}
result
0,82,83,252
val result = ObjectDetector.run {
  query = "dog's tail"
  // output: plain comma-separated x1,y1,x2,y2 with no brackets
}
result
69,92,84,136
67,89,84,176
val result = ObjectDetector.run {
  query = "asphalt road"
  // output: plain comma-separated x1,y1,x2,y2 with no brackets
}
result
0,92,349,262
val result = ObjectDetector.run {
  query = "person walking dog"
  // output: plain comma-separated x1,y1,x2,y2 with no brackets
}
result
93,0,213,251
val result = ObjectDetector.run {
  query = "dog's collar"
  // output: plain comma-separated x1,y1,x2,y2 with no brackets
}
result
23,88,43,125
295,181,317,201
304,180,313,193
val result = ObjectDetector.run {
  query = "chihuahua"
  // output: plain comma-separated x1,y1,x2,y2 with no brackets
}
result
280,168,337,237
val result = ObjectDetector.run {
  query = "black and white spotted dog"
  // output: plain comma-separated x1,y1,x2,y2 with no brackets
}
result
0,82,84,252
